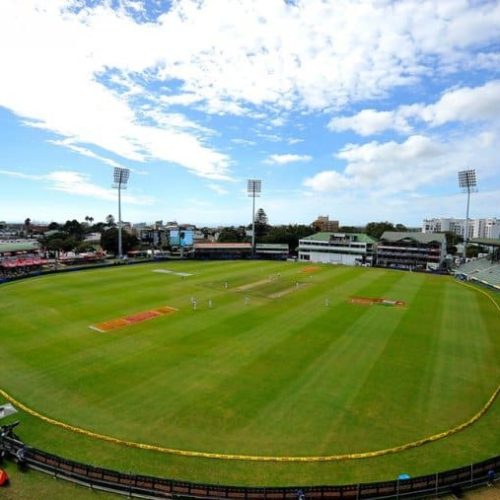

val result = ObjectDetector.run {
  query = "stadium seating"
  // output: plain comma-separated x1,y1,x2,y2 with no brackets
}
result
473,265,500,288
455,258,500,289
456,258,494,276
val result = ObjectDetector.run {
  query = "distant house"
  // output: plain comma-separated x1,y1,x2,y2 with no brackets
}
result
298,232,376,265
376,232,446,271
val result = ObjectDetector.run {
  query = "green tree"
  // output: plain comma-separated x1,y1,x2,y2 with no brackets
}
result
75,241,96,253
92,221,107,233
218,227,245,243
63,219,85,240
444,231,463,255
40,234,77,254
255,208,268,225
38,231,72,254
254,208,270,240
339,226,359,233
61,237,78,252
100,228,138,255
365,221,397,240
45,238,65,254
262,224,315,254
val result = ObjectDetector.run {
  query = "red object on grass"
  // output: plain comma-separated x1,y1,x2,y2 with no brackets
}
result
0,468,8,486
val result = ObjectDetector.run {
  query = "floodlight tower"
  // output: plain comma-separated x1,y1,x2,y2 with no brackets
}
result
247,179,261,257
113,167,130,259
458,169,477,260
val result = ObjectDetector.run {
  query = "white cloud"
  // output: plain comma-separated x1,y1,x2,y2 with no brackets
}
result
256,132,283,143
304,131,499,194
417,80,500,126
473,52,500,71
339,135,444,165
48,139,127,169
0,169,44,180
329,109,411,136
0,1,231,181
303,170,352,192
231,138,256,146
265,154,312,165
269,116,287,127
207,183,229,195
329,80,500,136
0,169,153,205
0,0,499,228
0,0,498,181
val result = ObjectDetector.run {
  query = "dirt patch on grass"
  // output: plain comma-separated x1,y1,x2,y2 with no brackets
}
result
90,306,177,332
350,296,406,307
301,265,321,274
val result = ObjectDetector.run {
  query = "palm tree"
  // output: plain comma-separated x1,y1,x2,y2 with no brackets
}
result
84,216,95,228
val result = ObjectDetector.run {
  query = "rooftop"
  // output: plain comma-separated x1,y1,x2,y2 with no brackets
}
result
380,231,446,244
194,242,251,249
300,232,376,244
471,237,500,247
0,241,41,254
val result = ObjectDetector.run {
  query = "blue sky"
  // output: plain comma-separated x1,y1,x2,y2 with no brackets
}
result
0,0,499,227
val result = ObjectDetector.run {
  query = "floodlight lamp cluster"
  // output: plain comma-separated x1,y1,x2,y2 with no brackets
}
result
113,167,130,188
247,179,261,197
458,169,477,190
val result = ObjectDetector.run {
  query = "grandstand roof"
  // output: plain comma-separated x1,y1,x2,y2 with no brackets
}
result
194,242,288,252
471,238,500,247
194,242,251,249
380,231,446,244
256,243,289,250
0,241,40,254
300,232,376,243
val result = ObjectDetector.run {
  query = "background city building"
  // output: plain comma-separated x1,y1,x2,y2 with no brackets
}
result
422,218,500,240
311,216,339,233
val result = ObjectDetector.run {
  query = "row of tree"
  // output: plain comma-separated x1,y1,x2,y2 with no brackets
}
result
35,216,138,256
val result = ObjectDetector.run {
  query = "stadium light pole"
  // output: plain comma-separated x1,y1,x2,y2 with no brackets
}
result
247,179,261,257
458,169,477,261
113,167,130,259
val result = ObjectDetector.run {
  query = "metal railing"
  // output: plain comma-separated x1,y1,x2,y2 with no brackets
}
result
0,424,497,499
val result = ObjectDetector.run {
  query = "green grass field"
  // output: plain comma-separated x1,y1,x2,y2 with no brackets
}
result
0,261,498,487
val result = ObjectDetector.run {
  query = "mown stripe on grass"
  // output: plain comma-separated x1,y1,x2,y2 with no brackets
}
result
1,268,496,462
1,381,499,462
1,272,498,462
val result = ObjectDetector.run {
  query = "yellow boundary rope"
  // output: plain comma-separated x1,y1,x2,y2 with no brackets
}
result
458,280,500,312
1,281,498,463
